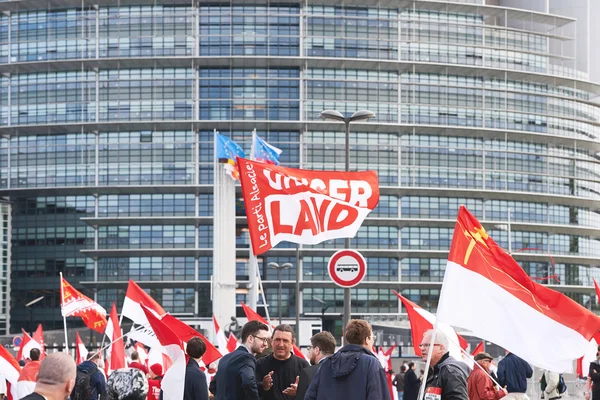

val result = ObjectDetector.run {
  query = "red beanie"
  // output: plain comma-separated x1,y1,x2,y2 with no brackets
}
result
150,363,163,376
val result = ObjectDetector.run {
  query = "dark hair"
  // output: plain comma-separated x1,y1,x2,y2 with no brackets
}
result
400,365,407,373
186,337,206,359
310,332,336,355
408,362,414,369
241,320,269,343
272,324,295,342
30,348,41,361
131,351,139,360
87,352,100,361
344,319,372,345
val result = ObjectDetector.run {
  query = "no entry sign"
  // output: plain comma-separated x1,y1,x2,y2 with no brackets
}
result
328,249,367,288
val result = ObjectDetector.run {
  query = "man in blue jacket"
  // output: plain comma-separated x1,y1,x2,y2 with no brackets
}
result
497,351,533,399
304,319,390,400
210,320,270,400
184,337,209,400
75,353,107,400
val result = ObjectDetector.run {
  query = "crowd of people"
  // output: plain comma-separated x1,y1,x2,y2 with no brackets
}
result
0,320,579,400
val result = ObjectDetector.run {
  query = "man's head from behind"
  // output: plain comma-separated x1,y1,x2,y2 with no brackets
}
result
241,320,270,355
308,331,336,365
87,352,101,364
37,353,76,400
419,329,449,366
186,337,206,360
131,351,139,361
30,348,41,361
344,319,374,350
272,325,295,360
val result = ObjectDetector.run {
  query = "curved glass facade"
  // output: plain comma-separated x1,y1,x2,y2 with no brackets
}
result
2,0,600,334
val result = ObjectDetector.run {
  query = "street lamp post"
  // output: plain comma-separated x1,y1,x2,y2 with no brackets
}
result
268,262,292,325
319,110,375,332
25,296,44,336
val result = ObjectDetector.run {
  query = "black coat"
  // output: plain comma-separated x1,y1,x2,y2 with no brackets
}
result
209,346,260,400
296,364,320,400
403,369,420,400
304,344,390,400
423,353,470,400
184,358,209,400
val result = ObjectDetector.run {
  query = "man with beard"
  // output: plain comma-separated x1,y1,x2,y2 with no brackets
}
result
257,325,310,400
296,332,336,400
210,320,270,400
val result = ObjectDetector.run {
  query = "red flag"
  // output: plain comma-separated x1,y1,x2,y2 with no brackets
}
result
471,341,484,356
60,276,107,333
105,303,126,373
437,206,600,372
0,344,20,400
122,280,166,326
141,305,186,400
594,278,600,301
16,329,43,361
241,302,309,362
237,158,380,255
213,315,230,355
32,325,46,361
75,332,88,364
226,333,238,353
394,291,467,360
161,314,223,366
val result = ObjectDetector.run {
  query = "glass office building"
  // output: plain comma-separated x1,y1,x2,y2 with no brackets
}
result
1,0,599,334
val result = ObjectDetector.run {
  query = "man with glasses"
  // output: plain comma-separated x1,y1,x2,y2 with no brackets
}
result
257,325,310,400
304,319,390,400
296,331,336,400
467,352,506,400
419,329,469,400
210,320,270,400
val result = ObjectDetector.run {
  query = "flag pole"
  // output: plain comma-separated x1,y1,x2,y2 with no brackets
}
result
59,272,70,354
417,323,439,400
248,129,259,311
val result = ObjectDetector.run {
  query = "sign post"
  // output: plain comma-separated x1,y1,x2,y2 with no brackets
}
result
328,250,367,332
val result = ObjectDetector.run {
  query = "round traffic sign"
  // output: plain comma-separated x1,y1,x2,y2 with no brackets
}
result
328,250,367,288
12,336,21,347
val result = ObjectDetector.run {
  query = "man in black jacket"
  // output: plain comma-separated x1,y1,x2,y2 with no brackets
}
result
296,331,336,400
403,362,420,400
256,325,310,400
497,351,533,399
210,320,270,400
184,337,209,400
420,329,469,400
304,319,390,400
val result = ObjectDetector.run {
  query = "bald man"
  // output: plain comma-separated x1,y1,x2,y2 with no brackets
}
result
20,352,76,400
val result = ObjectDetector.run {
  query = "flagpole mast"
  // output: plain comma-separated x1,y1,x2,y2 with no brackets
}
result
59,272,70,354
417,324,439,400
248,129,259,311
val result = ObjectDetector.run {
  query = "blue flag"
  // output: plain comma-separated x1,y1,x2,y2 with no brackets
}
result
252,135,282,165
215,133,246,180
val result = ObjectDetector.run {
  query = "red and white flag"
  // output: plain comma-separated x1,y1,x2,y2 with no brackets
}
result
0,344,20,400
437,206,600,372
122,280,166,327
162,314,223,366
376,345,396,400
75,332,88,364
60,275,107,333
213,315,230,355
241,302,309,362
16,327,45,361
32,325,46,361
141,305,186,400
237,158,379,255
227,333,239,353
105,303,126,374
576,279,600,377
147,346,172,375
393,291,467,361
471,341,484,356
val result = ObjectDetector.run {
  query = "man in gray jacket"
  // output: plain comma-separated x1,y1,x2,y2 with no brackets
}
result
419,329,470,400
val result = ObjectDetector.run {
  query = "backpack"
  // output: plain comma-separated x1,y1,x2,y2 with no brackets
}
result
71,365,98,400
557,374,567,395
